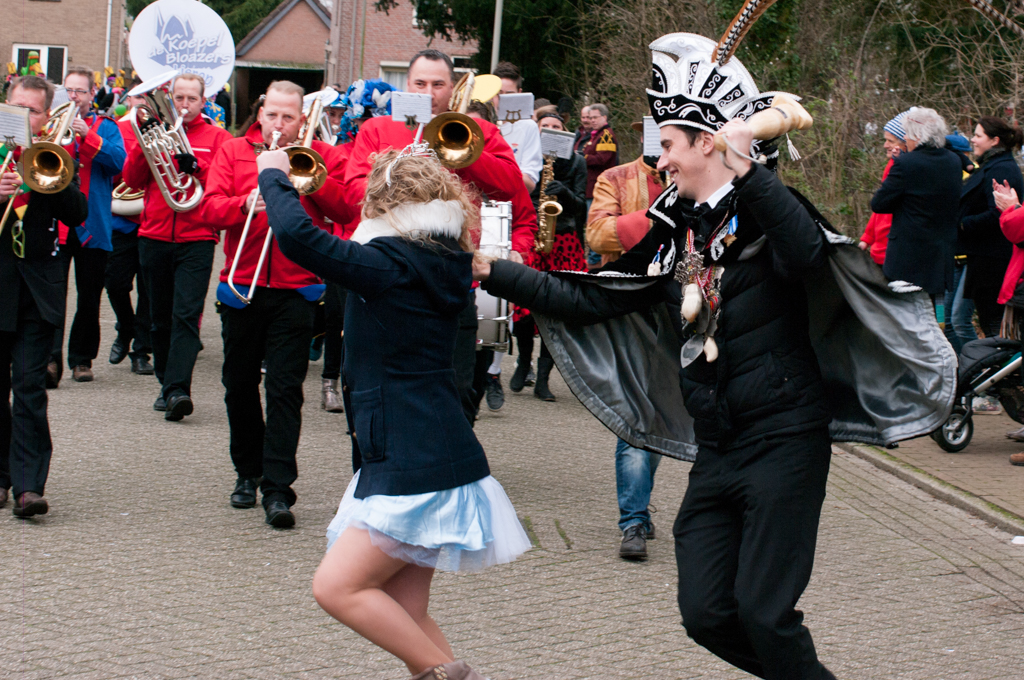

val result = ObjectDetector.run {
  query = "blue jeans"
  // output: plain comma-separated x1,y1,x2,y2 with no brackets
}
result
946,263,976,355
615,438,661,532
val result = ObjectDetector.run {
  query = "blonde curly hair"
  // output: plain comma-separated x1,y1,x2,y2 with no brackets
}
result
363,149,478,253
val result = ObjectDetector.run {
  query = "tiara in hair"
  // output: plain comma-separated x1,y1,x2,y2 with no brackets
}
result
385,141,440,187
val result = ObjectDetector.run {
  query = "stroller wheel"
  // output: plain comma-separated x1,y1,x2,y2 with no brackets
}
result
930,408,973,453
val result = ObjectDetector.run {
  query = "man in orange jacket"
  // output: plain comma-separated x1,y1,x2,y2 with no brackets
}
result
122,73,232,422
204,80,355,528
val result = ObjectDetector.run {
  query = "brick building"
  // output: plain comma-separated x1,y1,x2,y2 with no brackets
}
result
2,0,128,85
324,0,477,92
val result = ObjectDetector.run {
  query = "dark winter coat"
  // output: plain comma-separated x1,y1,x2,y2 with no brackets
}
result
869,145,963,295
960,150,1024,297
530,153,587,240
259,168,489,498
482,163,832,448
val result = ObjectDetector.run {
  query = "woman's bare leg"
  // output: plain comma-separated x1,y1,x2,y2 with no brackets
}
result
383,564,455,672
313,527,453,672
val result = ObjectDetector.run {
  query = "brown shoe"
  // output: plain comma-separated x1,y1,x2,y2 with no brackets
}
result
0,487,7,509
45,361,60,389
12,492,48,517
1010,452,1024,466
72,365,94,382
409,661,486,680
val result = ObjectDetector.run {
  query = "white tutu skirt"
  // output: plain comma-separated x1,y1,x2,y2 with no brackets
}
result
326,470,532,573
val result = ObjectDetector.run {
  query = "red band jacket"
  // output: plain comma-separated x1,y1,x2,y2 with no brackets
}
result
122,115,233,243
202,123,354,290
343,116,537,254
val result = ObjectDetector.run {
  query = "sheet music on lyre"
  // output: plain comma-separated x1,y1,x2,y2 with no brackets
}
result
497,93,533,123
642,116,661,157
539,128,575,160
51,86,70,109
391,92,433,126
0,105,33,148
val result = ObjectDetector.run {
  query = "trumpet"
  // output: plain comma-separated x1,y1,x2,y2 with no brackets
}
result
127,72,204,212
227,105,329,304
1,103,78,233
422,73,485,169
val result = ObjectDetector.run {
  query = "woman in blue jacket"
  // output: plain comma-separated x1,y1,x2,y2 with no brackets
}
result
960,116,1024,337
255,146,530,680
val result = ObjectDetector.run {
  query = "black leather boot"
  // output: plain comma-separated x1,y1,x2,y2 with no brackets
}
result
509,357,531,393
534,357,556,402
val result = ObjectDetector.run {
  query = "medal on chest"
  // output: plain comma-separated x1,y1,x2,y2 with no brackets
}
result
675,229,723,364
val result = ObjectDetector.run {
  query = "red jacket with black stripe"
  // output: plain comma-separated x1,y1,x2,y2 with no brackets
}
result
202,123,356,290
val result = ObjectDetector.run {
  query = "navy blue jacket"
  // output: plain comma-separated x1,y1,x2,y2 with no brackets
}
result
870,145,963,295
259,168,489,498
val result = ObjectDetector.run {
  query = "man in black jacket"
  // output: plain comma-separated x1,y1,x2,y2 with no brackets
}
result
475,52,838,680
0,76,89,517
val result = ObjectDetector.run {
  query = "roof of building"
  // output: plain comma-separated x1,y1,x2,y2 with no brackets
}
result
236,0,331,57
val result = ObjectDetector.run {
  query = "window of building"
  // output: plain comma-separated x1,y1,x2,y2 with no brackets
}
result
12,44,66,84
379,61,409,90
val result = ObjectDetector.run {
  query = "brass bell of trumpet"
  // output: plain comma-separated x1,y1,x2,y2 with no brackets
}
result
423,73,485,169
22,101,77,194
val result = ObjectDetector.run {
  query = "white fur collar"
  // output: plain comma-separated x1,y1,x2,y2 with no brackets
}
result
351,199,465,244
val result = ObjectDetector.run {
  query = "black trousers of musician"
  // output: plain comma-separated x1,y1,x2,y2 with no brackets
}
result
454,289,479,425
106,229,152,358
512,314,551,364
220,288,315,508
53,230,108,370
0,283,56,496
138,238,214,400
321,281,346,381
674,427,836,680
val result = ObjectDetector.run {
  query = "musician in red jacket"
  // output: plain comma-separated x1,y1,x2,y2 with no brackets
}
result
122,73,232,422
344,49,538,426
203,80,354,529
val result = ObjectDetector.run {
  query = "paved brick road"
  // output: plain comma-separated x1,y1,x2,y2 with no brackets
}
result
3,265,1024,679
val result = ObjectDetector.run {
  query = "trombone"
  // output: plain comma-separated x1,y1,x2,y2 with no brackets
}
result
1,103,77,233
421,73,486,169
227,98,329,304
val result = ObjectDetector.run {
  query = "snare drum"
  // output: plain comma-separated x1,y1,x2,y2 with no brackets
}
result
476,200,512,352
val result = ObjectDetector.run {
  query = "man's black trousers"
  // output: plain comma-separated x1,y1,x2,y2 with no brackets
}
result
106,229,151,358
53,229,108,369
674,427,836,680
321,281,346,381
138,238,214,400
220,287,315,508
0,283,56,496
454,289,479,425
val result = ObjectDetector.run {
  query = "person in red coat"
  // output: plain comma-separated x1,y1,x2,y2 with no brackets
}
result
993,179,1024,464
122,73,232,422
203,80,356,529
859,113,908,265
344,49,537,426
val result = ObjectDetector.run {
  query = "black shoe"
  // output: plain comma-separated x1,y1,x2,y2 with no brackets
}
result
484,373,505,411
619,524,648,561
131,355,155,375
153,395,167,411
230,477,259,509
265,499,295,528
647,521,656,540
0,487,7,509
164,393,193,421
509,359,530,393
109,338,129,364
534,357,556,402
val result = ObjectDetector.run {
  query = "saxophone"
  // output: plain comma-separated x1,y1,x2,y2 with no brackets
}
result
534,154,562,254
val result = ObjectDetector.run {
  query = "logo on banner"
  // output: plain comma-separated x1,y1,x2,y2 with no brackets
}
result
129,0,235,95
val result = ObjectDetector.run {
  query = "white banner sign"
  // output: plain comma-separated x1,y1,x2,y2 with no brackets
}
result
391,92,432,126
129,0,235,96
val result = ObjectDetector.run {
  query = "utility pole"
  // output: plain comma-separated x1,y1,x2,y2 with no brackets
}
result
490,0,503,73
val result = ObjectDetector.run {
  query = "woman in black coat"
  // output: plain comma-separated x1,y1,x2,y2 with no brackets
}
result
870,107,963,297
960,116,1024,337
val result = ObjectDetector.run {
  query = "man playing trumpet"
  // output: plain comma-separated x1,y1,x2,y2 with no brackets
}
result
122,73,232,422
0,76,89,516
204,80,355,529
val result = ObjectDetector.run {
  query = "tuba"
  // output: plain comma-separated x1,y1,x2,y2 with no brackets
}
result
534,154,561,254
423,73,485,169
127,71,204,212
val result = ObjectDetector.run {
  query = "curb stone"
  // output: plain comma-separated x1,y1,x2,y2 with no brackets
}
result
835,442,1024,537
